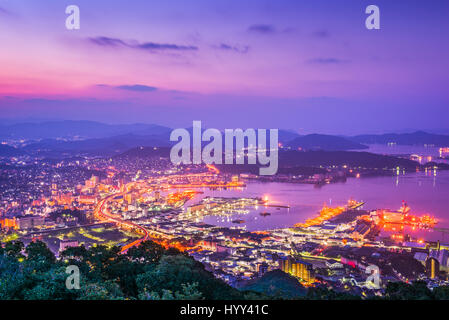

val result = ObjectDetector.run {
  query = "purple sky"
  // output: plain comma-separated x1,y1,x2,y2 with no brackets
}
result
0,0,448,134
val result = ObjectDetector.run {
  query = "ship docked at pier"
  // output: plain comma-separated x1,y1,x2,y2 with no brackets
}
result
374,201,436,229
294,199,364,228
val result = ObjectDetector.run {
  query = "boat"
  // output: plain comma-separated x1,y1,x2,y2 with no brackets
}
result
377,201,436,227
232,219,246,224
260,212,271,217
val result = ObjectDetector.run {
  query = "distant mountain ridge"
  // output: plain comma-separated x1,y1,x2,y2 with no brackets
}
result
287,134,368,151
21,134,172,157
0,120,172,140
1,121,448,147
15,132,364,157
350,131,449,147
1,120,448,157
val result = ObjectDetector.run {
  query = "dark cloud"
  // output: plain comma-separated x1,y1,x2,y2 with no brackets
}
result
307,58,349,64
97,84,158,92
247,24,295,35
247,24,276,34
88,36,198,52
89,37,128,47
136,42,197,51
215,43,249,54
116,84,158,92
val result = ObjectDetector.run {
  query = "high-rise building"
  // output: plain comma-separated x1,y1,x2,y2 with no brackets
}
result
257,262,269,277
426,257,439,279
279,257,314,283
59,237,79,253
16,215,45,230
91,175,99,186
51,183,58,196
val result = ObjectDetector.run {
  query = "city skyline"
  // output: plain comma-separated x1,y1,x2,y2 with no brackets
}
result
1,0,449,304
0,0,448,134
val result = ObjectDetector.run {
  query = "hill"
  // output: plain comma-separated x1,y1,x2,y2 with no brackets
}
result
278,130,301,144
0,144,27,157
279,150,419,169
0,120,172,140
115,146,171,159
287,134,368,151
351,131,449,147
217,150,420,175
22,134,172,157
240,270,307,298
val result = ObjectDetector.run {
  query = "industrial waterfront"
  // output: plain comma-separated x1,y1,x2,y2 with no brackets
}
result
197,171,449,242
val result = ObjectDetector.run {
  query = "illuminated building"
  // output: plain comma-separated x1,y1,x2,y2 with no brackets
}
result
187,204,206,214
51,183,58,196
200,239,220,251
85,175,99,188
16,215,45,230
125,193,135,205
0,217,18,229
377,209,404,223
428,248,449,272
426,257,439,279
78,195,96,205
31,199,43,207
257,262,269,277
440,147,449,157
91,175,99,186
57,193,73,205
341,256,358,268
279,257,314,283
351,220,371,240
59,237,79,253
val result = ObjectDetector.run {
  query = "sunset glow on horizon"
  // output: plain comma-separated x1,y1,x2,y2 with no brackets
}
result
1,0,448,133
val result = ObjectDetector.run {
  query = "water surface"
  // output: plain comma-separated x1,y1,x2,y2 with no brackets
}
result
187,171,449,242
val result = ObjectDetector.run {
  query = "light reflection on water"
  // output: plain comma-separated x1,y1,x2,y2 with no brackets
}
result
357,144,449,165
188,170,449,242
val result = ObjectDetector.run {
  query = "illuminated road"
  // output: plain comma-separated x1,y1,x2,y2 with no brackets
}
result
93,165,238,253
94,191,150,254
94,186,176,254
